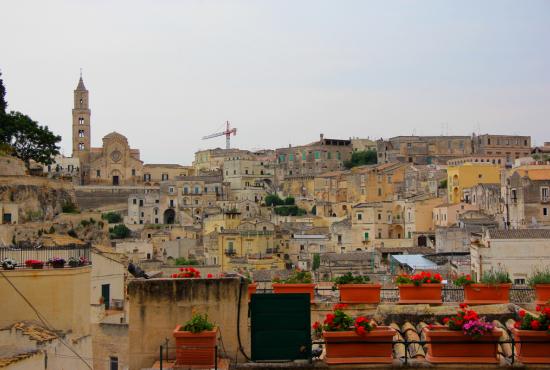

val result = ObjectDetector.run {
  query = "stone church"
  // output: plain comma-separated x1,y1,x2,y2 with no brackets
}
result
72,76,143,185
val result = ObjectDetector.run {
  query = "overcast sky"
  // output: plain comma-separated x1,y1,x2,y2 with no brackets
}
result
2,0,549,164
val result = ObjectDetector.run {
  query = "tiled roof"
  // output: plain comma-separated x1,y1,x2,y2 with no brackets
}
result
515,168,550,181
488,229,550,239
11,322,58,343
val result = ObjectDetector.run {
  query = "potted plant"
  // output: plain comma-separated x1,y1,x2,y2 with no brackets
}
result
424,304,502,363
25,259,44,269
455,269,512,305
313,303,395,364
173,312,217,368
512,307,550,363
333,272,381,304
1,258,17,270
528,267,550,306
171,267,201,278
396,271,443,304
48,257,66,269
272,270,315,302
68,256,89,267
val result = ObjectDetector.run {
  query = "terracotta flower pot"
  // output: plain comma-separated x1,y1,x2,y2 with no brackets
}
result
423,325,502,363
464,283,511,304
398,284,442,304
323,326,396,364
512,328,550,364
534,284,550,306
173,326,218,368
248,283,257,301
338,284,381,304
272,283,315,302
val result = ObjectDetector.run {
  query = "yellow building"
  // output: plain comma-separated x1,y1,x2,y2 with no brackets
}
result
447,163,500,203
347,163,408,203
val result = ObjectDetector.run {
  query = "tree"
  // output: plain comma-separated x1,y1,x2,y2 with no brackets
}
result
439,178,448,189
284,196,295,205
0,70,6,114
343,149,377,169
265,194,284,207
312,253,320,271
1,111,61,167
109,224,131,239
102,212,122,224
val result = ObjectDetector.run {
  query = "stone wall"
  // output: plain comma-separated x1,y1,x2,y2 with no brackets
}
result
127,277,249,370
92,322,129,370
75,186,151,211
0,155,26,176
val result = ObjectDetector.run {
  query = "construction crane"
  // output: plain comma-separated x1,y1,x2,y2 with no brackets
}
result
201,121,237,149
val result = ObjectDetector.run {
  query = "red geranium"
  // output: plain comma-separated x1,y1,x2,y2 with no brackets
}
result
172,267,201,278
396,271,442,286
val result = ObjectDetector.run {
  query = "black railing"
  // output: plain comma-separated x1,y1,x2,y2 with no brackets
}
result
159,344,218,370
0,244,91,267
251,283,536,303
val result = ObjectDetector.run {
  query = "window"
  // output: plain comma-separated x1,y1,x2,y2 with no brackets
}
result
542,187,549,201
132,169,136,176
169,199,174,207
132,199,137,205
377,213,381,220
378,188,382,196
364,232,369,240
514,278,526,285
109,356,118,370
300,245,305,251
139,199,144,206
79,117,84,125
387,175,392,183
378,232,382,239
337,235,342,244
302,151,306,160
79,129,85,137
96,170,100,177
544,208,548,217
327,152,331,159
184,187,188,194
78,143,85,151
511,189,517,202
194,186,200,194
289,154,294,161
144,173,151,181
169,187,174,193
162,174,168,181
315,151,320,160
357,212,363,221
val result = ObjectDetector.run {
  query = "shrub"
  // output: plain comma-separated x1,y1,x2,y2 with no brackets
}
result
175,257,199,266
273,270,312,284
61,201,79,214
333,272,370,285
284,196,295,205
480,268,511,285
102,212,122,224
528,266,550,286
80,219,90,227
109,224,131,239
274,205,307,216
181,312,214,333
48,226,55,234
265,194,284,207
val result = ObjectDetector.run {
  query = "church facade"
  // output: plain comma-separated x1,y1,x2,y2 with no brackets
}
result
72,76,143,185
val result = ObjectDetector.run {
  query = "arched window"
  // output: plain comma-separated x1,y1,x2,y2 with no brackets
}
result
78,143,85,151
79,117,84,125
78,130,85,138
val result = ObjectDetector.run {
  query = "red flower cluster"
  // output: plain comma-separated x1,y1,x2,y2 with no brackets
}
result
312,304,374,336
396,271,442,286
444,304,494,339
171,267,201,278
453,274,475,286
515,306,550,331
24,259,44,267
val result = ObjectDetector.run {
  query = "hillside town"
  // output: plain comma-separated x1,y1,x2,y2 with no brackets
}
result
2,1,550,369
2,72,550,370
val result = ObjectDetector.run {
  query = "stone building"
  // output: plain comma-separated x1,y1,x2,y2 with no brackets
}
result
193,148,255,171
447,163,500,203
506,166,550,228
464,183,502,220
345,162,408,204
377,134,532,166
71,76,143,185
275,134,352,179
403,165,447,198
377,135,472,165
470,229,550,284
142,164,194,185
472,134,531,164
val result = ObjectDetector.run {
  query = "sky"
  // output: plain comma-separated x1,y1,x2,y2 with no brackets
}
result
2,0,550,164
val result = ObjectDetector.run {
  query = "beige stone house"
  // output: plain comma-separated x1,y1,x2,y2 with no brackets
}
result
470,229,550,284
506,166,550,228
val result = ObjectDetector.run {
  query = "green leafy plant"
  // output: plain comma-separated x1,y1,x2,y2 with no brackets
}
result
343,149,377,169
453,274,475,287
61,201,79,214
109,224,131,239
102,212,122,224
516,306,550,331
182,312,214,333
273,270,312,284
333,272,370,285
312,304,375,336
528,267,550,286
479,268,511,285
175,257,199,266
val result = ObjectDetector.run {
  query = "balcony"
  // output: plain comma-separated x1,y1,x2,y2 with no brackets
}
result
224,249,236,257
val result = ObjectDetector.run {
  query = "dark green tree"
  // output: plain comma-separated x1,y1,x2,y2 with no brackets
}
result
1,112,61,167
343,149,377,169
0,70,6,114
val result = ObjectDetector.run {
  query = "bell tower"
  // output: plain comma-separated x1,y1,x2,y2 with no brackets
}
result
72,72,91,182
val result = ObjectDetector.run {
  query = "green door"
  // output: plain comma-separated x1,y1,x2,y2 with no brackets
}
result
101,284,110,309
250,294,311,361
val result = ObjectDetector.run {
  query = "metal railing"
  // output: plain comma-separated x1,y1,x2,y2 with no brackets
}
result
251,284,536,304
0,244,91,266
